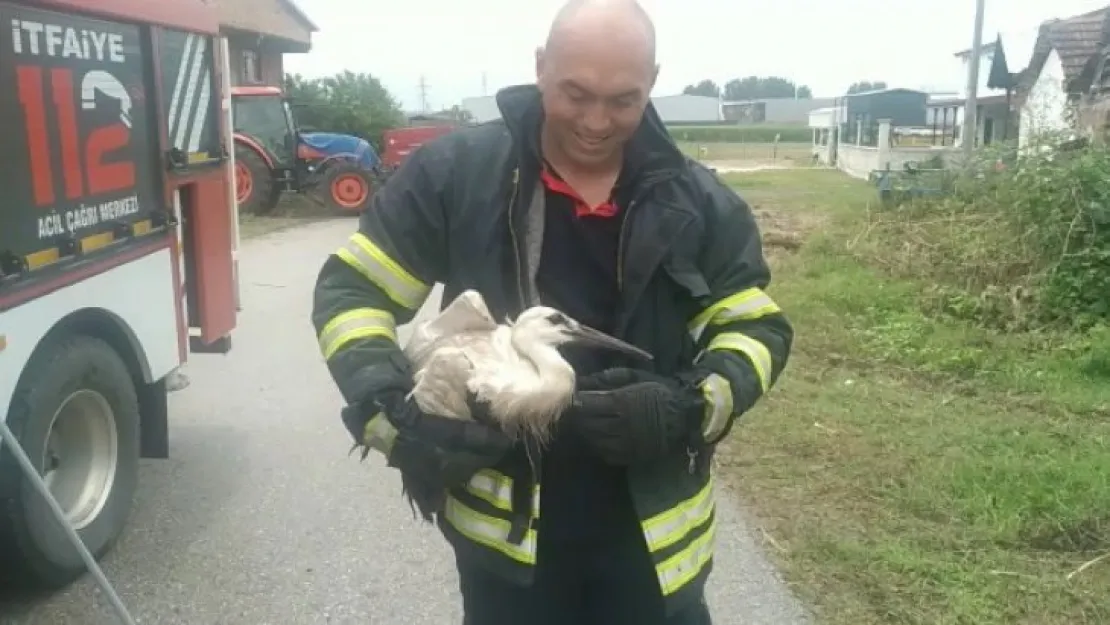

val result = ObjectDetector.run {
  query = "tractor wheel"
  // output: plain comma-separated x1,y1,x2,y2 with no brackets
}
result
234,145,281,215
322,162,373,214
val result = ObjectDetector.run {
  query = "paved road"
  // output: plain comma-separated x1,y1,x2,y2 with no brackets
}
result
0,220,811,625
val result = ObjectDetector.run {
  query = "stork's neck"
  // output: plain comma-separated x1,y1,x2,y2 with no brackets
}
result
512,336,576,390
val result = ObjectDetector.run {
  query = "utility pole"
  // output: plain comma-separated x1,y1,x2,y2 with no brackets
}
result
482,72,488,96
961,0,986,158
417,75,430,113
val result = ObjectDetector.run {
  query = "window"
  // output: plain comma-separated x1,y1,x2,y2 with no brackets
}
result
242,49,261,84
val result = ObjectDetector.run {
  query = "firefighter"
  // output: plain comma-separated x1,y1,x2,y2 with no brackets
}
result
311,1,793,623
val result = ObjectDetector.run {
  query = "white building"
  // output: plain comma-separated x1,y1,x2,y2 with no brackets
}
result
1014,8,1106,149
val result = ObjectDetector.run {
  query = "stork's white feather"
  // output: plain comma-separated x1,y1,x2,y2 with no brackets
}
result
402,289,652,442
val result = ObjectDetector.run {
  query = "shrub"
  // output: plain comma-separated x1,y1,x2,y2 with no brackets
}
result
851,134,1110,330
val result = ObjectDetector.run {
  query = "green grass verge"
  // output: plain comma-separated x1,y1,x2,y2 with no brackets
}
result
717,169,1110,625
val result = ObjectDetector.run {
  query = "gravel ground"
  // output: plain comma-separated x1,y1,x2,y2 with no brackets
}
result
0,220,811,625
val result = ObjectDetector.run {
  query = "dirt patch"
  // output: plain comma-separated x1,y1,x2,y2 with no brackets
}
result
238,194,351,240
717,169,848,259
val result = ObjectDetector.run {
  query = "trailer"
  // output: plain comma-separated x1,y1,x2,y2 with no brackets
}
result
0,0,237,599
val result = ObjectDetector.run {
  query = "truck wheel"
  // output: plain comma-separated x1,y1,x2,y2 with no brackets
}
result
0,335,141,591
234,145,281,215
322,162,373,214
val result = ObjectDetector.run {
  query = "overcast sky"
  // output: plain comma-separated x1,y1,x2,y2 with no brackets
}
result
285,0,1109,112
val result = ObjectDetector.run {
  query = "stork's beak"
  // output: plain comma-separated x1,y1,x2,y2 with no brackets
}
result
566,325,654,361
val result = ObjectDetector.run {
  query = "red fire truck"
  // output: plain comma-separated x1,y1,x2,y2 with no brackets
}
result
0,0,238,590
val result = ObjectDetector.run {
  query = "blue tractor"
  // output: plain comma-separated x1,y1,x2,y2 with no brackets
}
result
230,86,383,215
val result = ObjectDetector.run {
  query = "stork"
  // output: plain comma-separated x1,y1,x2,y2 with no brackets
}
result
403,290,652,442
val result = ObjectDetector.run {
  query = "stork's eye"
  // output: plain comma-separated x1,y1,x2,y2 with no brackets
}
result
546,312,568,325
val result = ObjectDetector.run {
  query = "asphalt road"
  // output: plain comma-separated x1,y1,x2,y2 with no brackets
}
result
0,219,811,625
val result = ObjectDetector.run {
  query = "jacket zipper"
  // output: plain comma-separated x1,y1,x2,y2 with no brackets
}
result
507,167,525,308
615,172,670,292
616,201,634,292
505,165,543,521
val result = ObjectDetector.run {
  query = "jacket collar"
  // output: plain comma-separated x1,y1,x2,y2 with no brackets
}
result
494,83,686,178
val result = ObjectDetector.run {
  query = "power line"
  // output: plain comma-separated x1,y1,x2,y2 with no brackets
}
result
417,75,430,112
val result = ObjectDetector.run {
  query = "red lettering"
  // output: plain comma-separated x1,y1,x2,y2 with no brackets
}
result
17,66,53,206
86,124,135,195
51,68,84,200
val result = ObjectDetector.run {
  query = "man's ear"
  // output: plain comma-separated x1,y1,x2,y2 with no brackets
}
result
535,46,546,85
650,63,660,91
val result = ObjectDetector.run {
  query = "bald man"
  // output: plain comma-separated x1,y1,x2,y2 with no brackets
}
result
311,1,794,623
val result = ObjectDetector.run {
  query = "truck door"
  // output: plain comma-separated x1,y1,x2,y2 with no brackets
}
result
155,26,236,350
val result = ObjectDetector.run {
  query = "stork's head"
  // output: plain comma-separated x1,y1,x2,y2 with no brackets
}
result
511,307,653,361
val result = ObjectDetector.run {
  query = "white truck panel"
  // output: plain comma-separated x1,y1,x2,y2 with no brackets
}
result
0,247,180,424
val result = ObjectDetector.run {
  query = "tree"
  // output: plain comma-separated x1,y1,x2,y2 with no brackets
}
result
721,76,812,101
283,71,405,147
845,81,888,95
682,79,720,97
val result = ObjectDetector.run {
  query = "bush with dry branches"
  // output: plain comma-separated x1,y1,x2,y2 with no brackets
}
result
851,134,1110,331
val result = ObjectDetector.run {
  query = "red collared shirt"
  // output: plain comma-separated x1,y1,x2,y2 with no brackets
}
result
539,167,621,218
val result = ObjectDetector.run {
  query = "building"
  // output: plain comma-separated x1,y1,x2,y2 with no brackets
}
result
1014,6,1110,148
926,37,1020,147
461,96,503,124
722,97,836,125
650,94,721,123
213,0,317,87
807,106,843,164
460,93,722,125
835,88,929,145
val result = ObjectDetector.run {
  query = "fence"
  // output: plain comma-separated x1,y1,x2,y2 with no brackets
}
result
835,119,960,180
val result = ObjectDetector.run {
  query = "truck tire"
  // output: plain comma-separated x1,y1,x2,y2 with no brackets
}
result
234,144,281,215
0,335,141,591
321,161,374,214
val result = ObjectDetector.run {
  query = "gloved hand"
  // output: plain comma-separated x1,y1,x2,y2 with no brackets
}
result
567,368,706,466
344,391,513,522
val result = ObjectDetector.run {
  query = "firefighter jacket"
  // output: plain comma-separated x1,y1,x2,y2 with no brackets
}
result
311,84,794,615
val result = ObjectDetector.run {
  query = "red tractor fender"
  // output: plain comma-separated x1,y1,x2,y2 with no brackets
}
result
233,133,276,169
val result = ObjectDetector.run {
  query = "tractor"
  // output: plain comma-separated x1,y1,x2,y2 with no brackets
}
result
230,86,382,215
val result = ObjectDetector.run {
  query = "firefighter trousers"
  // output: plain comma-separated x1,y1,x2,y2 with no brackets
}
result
457,527,713,625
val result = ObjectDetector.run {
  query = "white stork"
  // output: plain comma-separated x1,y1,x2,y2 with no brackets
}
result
403,290,652,442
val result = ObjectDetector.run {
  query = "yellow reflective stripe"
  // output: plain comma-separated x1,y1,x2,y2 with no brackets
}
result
465,469,541,519
689,288,781,340
657,516,716,596
444,495,538,565
362,413,398,456
641,479,715,552
707,332,772,393
699,373,734,441
335,232,430,310
318,308,397,359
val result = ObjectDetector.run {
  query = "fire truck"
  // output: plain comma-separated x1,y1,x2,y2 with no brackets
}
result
0,0,238,591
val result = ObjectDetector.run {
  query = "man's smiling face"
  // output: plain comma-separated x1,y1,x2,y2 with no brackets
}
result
536,1,659,169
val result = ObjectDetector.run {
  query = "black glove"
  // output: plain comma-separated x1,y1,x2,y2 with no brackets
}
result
344,391,513,522
567,368,706,466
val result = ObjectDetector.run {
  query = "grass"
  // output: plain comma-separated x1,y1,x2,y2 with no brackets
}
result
718,168,1110,625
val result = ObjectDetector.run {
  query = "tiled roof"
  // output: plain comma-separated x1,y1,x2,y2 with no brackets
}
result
1018,6,1110,94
